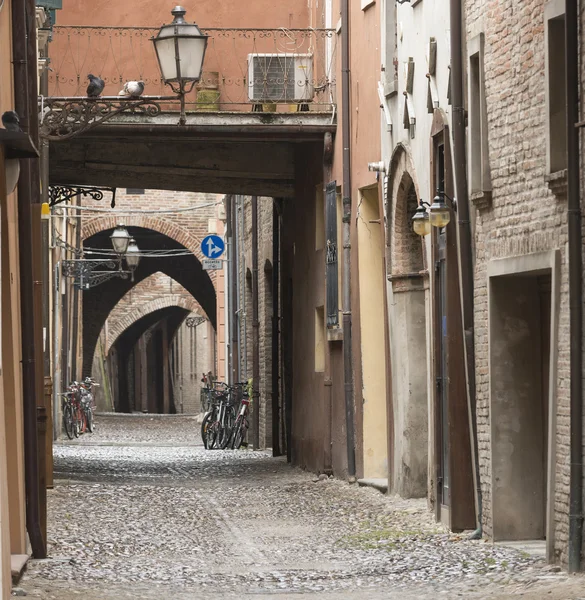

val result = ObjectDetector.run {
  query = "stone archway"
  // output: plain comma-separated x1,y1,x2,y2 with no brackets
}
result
81,225,217,377
386,143,429,499
82,214,216,284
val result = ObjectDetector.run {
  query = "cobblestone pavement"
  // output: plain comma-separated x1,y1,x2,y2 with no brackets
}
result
19,416,585,599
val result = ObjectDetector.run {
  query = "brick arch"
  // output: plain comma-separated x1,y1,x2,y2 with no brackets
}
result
387,143,424,276
82,215,215,285
105,296,202,356
82,225,216,377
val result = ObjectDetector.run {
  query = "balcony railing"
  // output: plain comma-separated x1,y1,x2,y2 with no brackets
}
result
48,26,337,112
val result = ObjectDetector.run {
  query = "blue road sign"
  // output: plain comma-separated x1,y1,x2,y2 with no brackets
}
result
201,234,225,259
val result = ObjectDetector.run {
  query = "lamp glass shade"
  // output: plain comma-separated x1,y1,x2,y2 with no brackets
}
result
412,208,431,236
110,225,130,255
125,239,140,270
429,200,451,228
152,20,208,83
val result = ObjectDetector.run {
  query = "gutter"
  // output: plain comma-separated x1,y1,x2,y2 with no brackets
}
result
566,0,583,573
12,0,47,558
449,0,482,536
341,0,356,478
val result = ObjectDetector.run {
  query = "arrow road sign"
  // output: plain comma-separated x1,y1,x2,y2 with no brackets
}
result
201,234,225,259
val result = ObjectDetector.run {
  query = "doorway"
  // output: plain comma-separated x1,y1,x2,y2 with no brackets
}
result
357,186,388,479
490,269,553,541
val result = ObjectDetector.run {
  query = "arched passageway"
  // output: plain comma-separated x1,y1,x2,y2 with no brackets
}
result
82,226,216,377
107,306,188,413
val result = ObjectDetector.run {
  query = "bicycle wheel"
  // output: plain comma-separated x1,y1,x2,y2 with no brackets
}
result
73,407,83,438
63,405,75,440
201,412,215,449
231,415,246,450
219,407,236,449
86,407,94,433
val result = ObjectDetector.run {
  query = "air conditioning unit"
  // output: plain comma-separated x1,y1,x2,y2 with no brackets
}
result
247,53,314,103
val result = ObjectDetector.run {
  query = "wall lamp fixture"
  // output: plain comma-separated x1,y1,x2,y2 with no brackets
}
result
412,189,453,236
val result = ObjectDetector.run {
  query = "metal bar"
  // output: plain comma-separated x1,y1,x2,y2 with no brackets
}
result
70,196,82,379
566,0,583,573
52,26,336,32
341,0,356,479
252,196,260,450
52,262,60,441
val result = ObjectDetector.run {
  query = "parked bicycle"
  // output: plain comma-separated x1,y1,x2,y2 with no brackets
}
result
201,379,253,450
62,377,99,439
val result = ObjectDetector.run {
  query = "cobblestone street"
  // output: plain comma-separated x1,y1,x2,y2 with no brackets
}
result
19,416,585,599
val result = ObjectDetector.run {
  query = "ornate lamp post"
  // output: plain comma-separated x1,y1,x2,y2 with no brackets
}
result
62,224,139,289
152,6,209,125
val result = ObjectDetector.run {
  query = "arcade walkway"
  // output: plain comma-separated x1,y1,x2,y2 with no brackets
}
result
19,416,585,599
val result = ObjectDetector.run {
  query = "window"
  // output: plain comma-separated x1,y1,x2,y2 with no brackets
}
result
545,0,567,177
468,33,492,209
382,0,397,94
126,188,145,195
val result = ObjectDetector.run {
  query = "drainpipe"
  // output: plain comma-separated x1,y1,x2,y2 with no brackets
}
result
252,196,260,449
52,262,61,440
272,200,281,456
12,0,47,559
341,0,356,478
566,0,582,574
450,0,482,536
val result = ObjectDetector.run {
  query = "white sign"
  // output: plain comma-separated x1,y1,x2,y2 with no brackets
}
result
202,259,223,270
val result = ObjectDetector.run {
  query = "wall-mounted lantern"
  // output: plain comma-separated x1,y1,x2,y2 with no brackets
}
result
412,189,453,236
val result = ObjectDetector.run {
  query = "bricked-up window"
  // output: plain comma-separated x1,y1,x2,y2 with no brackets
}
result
467,34,491,201
545,0,567,174
315,306,325,372
325,181,339,328
315,184,325,250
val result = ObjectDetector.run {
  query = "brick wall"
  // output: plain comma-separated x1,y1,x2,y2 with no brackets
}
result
465,0,578,564
236,196,274,449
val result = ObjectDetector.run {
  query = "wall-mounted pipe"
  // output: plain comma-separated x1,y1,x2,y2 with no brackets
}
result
566,0,582,573
450,0,482,537
341,0,356,478
12,0,46,559
252,196,260,449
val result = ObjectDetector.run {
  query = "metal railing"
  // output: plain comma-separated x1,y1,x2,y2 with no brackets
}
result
48,26,337,112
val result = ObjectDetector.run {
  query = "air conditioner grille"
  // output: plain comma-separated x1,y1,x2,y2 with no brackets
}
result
251,56,296,102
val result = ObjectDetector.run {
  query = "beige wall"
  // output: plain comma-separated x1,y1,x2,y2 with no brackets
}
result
1,0,27,592
357,186,388,478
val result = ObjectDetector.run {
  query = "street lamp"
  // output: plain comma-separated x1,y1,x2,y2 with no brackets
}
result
152,6,209,125
412,189,453,236
110,224,131,255
125,238,140,271
412,204,431,236
428,190,452,228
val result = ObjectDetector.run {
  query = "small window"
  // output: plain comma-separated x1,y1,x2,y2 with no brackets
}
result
545,3,566,174
315,306,325,372
468,33,492,208
315,184,325,250
126,188,145,195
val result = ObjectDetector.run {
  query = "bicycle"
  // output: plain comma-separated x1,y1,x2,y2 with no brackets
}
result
231,384,253,449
